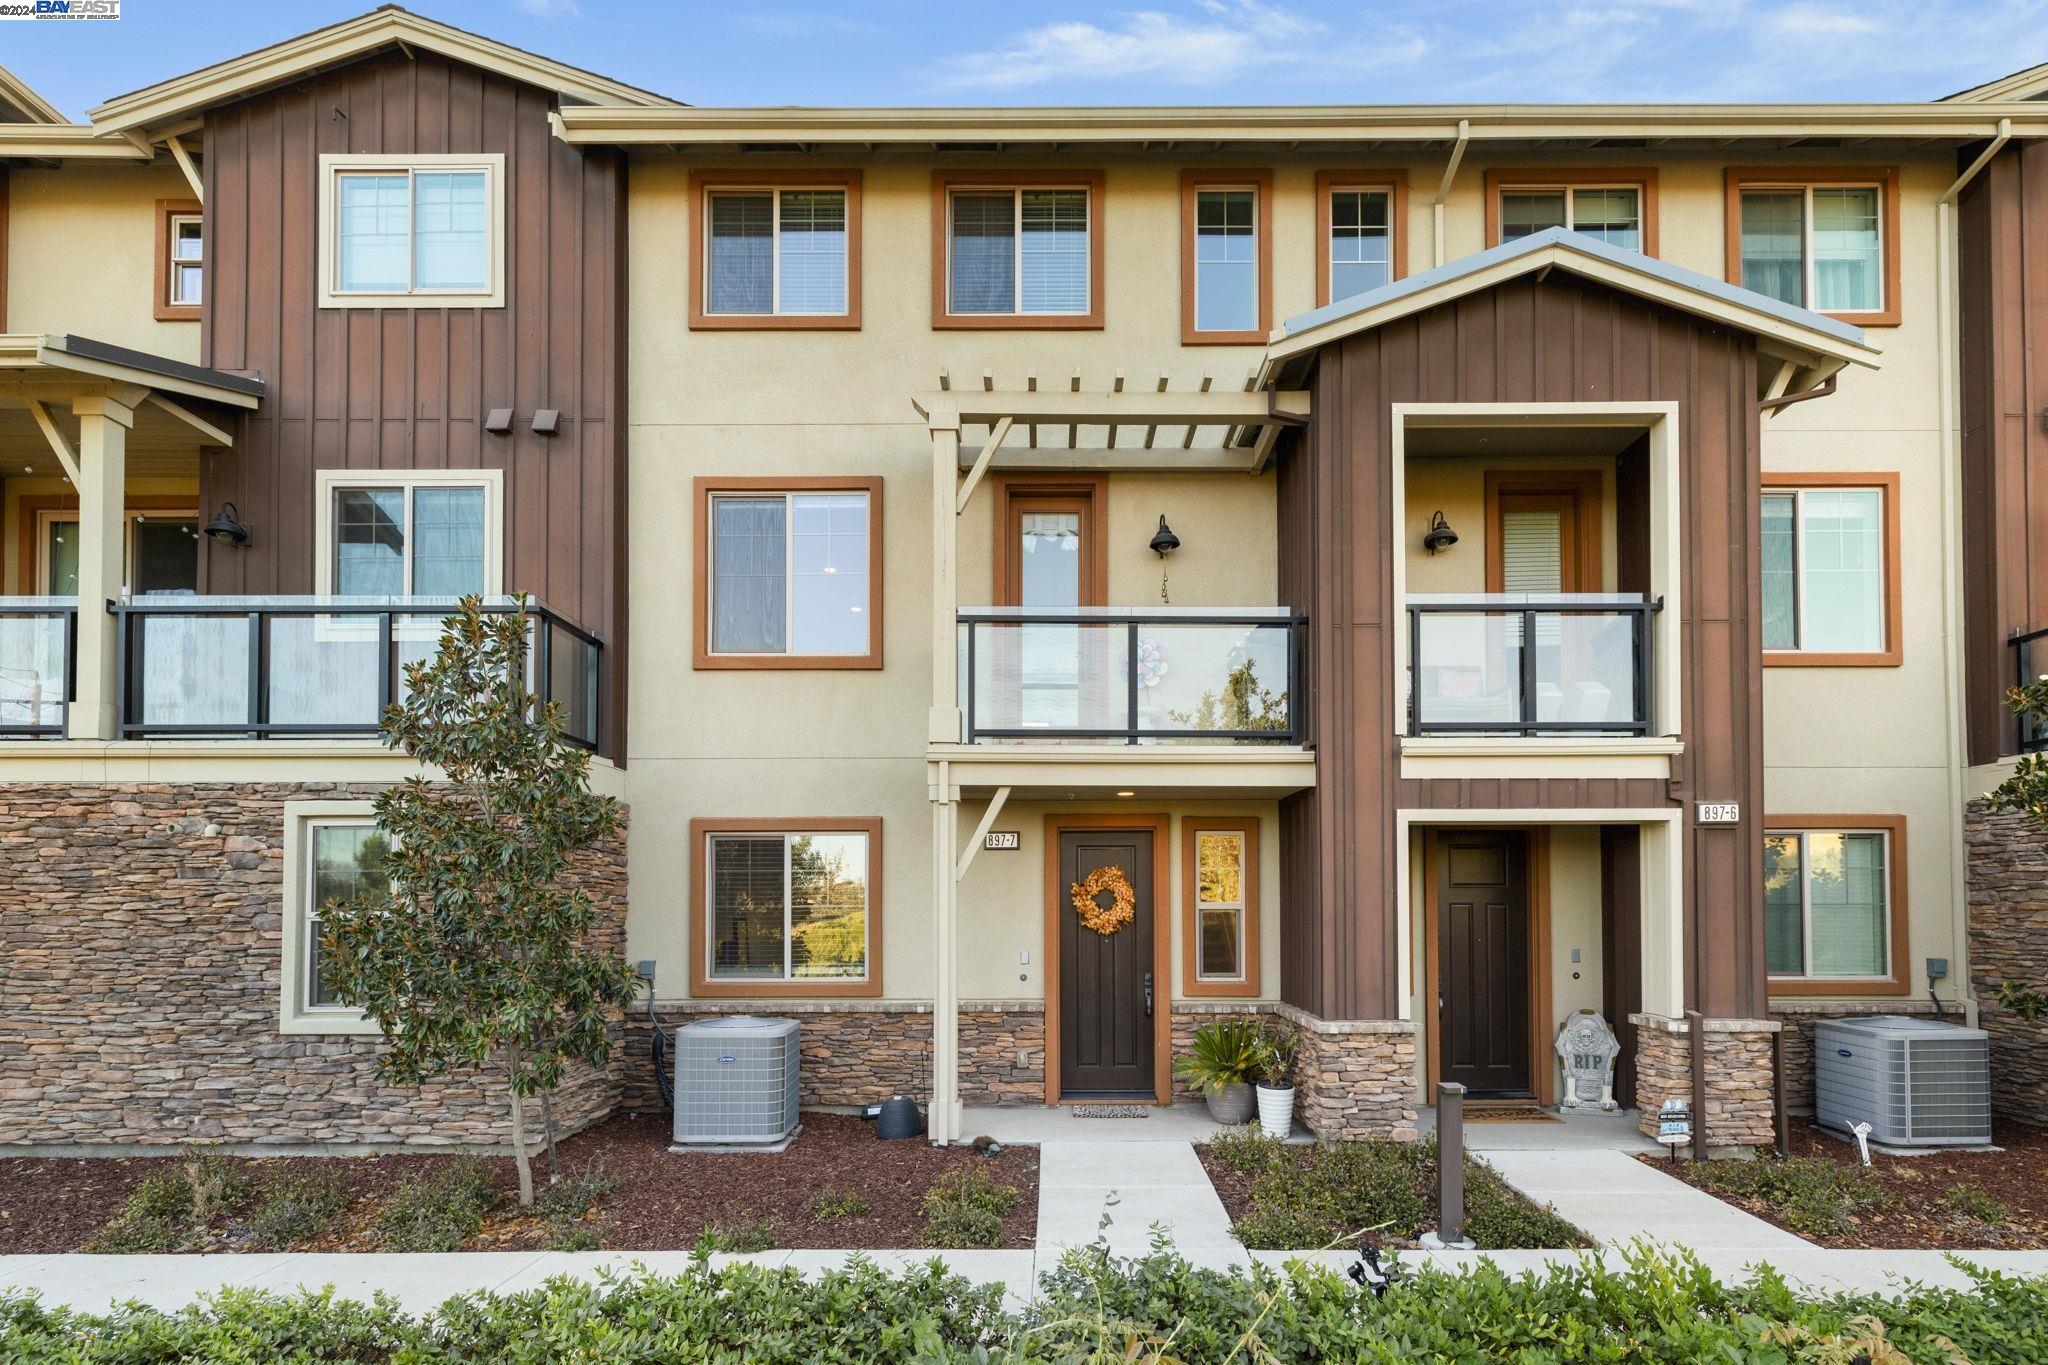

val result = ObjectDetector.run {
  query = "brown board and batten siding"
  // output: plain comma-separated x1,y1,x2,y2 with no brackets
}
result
1275,271,1767,1023
1958,142,2045,766
196,48,629,759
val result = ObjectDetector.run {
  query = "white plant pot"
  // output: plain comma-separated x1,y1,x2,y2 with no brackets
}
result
1255,1083,1295,1139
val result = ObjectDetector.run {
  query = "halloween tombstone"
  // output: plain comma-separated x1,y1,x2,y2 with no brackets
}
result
1554,1009,1621,1111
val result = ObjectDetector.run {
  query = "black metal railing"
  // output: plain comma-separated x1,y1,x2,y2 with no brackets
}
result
2014,626,2048,753
1406,595,1660,738
957,608,1303,745
0,599,77,738
113,596,603,750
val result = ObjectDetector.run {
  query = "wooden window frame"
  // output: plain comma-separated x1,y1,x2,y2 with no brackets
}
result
312,468,505,597
688,816,883,999
990,473,1108,606
686,170,862,331
1180,817,1261,997
930,171,1105,330
1764,814,1910,998
1723,167,1902,328
1180,169,1272,346
1759,472,1902,667
1483,469,1605,594
315,153,506,309
692,475,884,670
153,198,202,322
1315,170,1408,307
1483,169,1659,254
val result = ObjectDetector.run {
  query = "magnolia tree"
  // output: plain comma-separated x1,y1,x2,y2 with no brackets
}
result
320,597,636,1207
1988,675,2048,1023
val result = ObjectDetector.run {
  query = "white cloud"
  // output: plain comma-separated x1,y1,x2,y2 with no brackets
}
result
513,0,582,18
1766,4,1882,37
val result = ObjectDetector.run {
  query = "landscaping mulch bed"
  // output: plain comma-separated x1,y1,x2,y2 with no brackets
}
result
0,1112,1037,1254
1642,1117,2048,1249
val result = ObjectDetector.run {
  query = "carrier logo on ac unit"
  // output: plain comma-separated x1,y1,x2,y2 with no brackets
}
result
717,1054,737,1065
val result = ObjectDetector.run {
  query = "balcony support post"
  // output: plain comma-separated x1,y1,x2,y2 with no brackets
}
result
68,390,136,740
928,407,963,745
929,760,963,1145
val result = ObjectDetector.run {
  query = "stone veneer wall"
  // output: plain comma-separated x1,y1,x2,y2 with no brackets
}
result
1771,1000,1942,1116
1629,1014,1777,1154
0,783,629,1149
1170,1001,1419,1141
1967,798,2048,1124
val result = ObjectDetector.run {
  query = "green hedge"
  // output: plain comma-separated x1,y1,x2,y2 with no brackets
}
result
4,1244,2043,1363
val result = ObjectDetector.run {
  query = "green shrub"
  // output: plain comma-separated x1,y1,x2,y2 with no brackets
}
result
1688,1154,1897,1239
920,1165,1023,1248
1205,1126,1292,1179
1947,1183,2012,1225
374,1163,496,1253
84,1153,252,1253
238,1170,351,1249
811,1189,871,1219
1173,1016,1267,1095
696,1215,781,1254
532,1160,619,1252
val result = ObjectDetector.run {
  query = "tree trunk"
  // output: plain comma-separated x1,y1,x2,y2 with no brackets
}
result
540,1086,560,1184
505,1059,535,1208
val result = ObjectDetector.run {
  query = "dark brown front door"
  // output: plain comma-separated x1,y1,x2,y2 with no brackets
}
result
1058,829,1156,1098
1437,831,1532,1098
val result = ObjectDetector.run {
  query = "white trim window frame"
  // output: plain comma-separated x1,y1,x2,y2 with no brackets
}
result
1193,828,1248,983
167,211,204,307
1739,182,1885,315
704,829,871,984
312,468,505,598
1760,485,1886,654
279,800,388,1036
945,185,1092,317
1499,183,1642,249
1764,827,1892,982
1192,183,1260,334
316,153,507,309
705,488,870,658
702,185,849,317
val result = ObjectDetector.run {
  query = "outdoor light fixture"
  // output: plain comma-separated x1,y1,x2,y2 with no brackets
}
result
202,502,250,548
1422,510,1460,555
1149,515,1181,558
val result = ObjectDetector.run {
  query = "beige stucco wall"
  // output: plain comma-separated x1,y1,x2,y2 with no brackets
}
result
1402,454,1618,595
5,163,199,361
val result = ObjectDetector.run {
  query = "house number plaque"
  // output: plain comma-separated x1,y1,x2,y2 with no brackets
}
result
984,831,1021,850
1696,803,1741,825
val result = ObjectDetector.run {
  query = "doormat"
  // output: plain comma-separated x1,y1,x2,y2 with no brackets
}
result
1066,1105,1152,1119
1461,1105,1560,1124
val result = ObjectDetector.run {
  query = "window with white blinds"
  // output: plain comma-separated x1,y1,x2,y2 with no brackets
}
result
705,187,849,317
947,187,1091,316
1498,510,1564,594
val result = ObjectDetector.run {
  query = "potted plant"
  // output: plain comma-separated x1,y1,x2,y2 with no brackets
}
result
1254,1023,1298,1139
1172,1016,1262,1124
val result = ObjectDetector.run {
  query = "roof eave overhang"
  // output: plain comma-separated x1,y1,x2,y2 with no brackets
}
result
0,334,263,408
0,124,152,161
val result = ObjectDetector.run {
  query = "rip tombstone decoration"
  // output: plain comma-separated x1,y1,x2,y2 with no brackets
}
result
1554,1009,1621,1111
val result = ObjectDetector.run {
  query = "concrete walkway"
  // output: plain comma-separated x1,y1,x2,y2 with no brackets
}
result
1479,1147,1810,1251
1033,1139,1243,1266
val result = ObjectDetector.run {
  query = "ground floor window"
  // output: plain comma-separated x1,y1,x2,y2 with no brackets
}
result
280,802,391,1034
1765,818,1905,992
690,818,882,996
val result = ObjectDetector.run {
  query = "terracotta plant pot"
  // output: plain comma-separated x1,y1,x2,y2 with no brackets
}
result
1204,1081,1254,1125
1256,1083,1296,1139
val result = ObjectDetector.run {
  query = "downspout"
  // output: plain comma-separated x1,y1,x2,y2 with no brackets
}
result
1933,119,2008,1028
1433,119,1470,268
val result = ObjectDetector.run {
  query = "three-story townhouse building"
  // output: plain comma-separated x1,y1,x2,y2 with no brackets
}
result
5,6,2048,1155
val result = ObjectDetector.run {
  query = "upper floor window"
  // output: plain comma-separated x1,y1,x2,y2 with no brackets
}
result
932,173,1104,329
694,477,882,669
1317,172,1406,306
317,154,505,308
1727,168,1899,326
689,173,861,330
1487,170,1656,253
1181,171,1271,345
314,470,503,597
1760,474,1900,667
155,199,203,320
1765,818,1906,994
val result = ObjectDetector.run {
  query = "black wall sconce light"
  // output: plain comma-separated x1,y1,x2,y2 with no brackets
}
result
1422,510,1459,555
202,501,250,548
1149,515,1181,558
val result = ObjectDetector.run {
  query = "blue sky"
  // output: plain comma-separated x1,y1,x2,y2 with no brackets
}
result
7,0,2047,119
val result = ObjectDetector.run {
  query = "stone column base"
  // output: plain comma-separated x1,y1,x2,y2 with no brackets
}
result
1629,1013,1778,1157
1278,1006,1419,1142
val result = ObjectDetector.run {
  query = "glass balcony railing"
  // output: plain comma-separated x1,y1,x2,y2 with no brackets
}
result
1406,594,1658,738
956,607,1302,745
113,596,603,750
0,598,76,738
2014,626,2048,754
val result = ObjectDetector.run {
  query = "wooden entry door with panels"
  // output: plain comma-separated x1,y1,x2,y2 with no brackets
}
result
1046,816,1170,1103
1433,829,1535,1098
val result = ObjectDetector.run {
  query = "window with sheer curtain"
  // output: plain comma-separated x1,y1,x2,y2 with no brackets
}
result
1761,486,1887,654
1740,184,1883,313
947,187,1090,315
1765,828,1892,980
1194,188,1259,332
1498,185,1641,251
707,490,870,657
328,481,492,598
705,187,848,316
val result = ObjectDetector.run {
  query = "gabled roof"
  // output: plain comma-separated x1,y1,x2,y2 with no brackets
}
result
0,64,68,125
88,4,678,134
1943,60,2048,102
1263,228,1881,381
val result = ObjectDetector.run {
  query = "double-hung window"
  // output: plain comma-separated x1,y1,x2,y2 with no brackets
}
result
1765,820,1904,991
280,802,391,1034
696,478,880,668
1729,169,1897,324
692,174,860,328
692,819,881,995
1182,819,1260,996
1760,475,1899,665
317,471,501,598
1182,171,1270,343
1323,180,1397,303
1490,172,1652,252
155,199,203,320
936,174,1101,326
318,154,504,307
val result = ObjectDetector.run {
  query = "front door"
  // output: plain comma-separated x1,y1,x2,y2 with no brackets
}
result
1057,828,1156,1098
1437,830,1533,1097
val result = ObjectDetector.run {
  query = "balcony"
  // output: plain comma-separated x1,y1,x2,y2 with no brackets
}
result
2015,626,2048,754
956,607,1302,745
0,596,602,750
1406,594,1659,739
